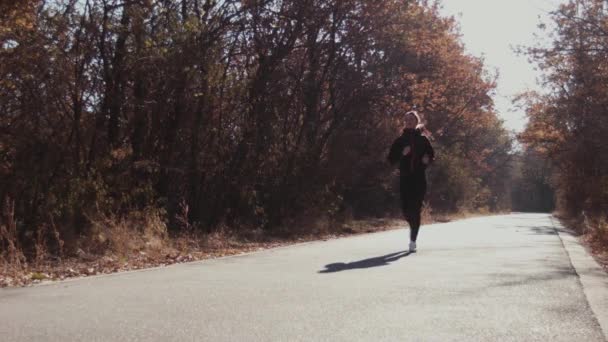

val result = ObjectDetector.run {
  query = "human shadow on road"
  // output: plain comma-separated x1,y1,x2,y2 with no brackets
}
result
318,251,410,273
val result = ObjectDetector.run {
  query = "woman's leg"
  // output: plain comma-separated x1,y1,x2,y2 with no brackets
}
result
407,181,427,242
407,198,422,241
400,181,411,223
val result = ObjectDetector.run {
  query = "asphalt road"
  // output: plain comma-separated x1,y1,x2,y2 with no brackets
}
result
1,213,607,341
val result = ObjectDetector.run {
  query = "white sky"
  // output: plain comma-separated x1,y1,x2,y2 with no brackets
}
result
439,0,562,132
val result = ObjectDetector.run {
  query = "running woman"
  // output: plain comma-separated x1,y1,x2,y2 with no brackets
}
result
387,110,435,252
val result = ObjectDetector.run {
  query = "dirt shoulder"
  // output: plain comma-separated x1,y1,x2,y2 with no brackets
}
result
1,212,509,288
555,214,608,274
1,218,406,288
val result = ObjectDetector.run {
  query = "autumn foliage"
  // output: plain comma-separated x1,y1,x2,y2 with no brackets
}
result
520,0,608,240
1,0,513,265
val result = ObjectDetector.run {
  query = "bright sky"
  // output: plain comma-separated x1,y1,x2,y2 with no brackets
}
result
439,0,562,132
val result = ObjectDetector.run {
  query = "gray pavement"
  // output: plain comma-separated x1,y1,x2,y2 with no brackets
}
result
1,213,607,341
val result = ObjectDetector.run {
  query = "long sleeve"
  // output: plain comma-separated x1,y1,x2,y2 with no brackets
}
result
423,136,435,164
387,137,404,165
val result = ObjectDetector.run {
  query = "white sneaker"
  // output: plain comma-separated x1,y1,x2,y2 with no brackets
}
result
409,241,417,252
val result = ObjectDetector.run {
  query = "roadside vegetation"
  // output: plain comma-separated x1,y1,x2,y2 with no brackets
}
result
1,0,537,286
518,0,608,267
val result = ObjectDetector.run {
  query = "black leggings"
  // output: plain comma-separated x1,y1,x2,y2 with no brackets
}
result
400,178,427,242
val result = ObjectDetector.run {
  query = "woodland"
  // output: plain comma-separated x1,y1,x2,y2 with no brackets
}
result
2,0,602,282
519,0,608,251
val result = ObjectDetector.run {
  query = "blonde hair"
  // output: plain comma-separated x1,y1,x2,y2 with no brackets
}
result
405,110,433,140
405,110,421,125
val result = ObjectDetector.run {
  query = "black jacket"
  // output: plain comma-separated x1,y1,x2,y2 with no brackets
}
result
387,128,435,177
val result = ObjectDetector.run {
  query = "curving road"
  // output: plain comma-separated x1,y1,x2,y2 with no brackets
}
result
1,214,607,341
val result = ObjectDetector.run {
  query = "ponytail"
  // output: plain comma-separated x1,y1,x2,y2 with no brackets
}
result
416,124,434,141
405,110,434,140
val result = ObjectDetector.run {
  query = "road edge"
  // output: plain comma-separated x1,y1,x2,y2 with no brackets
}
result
552,216,608,341
7,221,416,289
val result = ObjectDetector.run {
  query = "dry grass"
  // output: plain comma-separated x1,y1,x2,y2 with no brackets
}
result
557,211,608,273
0,215,404,287
1,208,472,288
88,208,169,258
0,198,26,277
581,215,608,272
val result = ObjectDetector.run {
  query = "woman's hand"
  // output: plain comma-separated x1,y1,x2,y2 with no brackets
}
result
402,146,411,156
422,154,430,165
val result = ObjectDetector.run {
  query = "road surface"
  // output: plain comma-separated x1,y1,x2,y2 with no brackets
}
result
1,213,607,341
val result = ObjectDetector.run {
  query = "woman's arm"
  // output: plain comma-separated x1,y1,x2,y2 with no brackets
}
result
387,137,404,165
421,136,435,165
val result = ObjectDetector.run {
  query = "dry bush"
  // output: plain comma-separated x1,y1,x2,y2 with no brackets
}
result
0,198,26,273
420,202,433,225
275,207,339,238
87,207,169,258
595,218,608,246
583,212,608,246
32,218,65,268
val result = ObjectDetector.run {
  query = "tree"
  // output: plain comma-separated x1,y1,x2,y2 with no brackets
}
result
520,0,608,227
1,0,513,262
